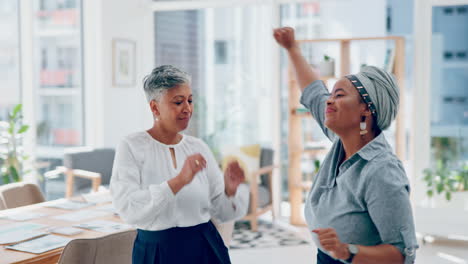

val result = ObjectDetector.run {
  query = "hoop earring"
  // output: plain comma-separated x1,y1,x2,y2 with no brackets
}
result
360,116,368,136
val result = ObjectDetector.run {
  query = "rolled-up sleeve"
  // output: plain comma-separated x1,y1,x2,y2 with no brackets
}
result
110,139,175,229
299,80,336,141
364,162,419,264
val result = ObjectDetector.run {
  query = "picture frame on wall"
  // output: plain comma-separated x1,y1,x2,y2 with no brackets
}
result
112,39,136,87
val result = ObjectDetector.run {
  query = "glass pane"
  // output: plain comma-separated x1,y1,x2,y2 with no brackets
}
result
0,0,20,120
154,6,275,160
33,0,84,152
430,6,468,171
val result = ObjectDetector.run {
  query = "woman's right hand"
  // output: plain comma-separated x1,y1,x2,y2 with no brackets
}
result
178,153,207,185
273,27,298,50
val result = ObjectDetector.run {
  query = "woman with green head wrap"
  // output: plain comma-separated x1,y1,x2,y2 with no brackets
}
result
274,27,418,264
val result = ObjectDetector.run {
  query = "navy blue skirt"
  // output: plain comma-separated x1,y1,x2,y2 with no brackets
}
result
132,221,231,264
317,249,344,264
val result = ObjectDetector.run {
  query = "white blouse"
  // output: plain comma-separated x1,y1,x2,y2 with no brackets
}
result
110,131,250,231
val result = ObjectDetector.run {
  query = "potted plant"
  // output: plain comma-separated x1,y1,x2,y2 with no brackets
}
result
423,160,468,202
318,54,335,77
0,104,32,184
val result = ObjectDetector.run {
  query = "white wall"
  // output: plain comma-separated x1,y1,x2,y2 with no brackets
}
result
83,0,154,148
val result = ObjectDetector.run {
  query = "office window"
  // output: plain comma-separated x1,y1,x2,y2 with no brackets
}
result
33,0,84,153
430,5,468,169
154,6,275,159
214,41,228,64
0,0,20,121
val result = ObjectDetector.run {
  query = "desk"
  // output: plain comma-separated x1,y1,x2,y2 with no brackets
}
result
0,192,131,264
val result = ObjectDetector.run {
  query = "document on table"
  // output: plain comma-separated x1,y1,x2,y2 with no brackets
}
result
74,220,132,233
0,212,48,221
95,204,117,214
45,200,96,210
5,235,71,254
52,210,109,222
48,226,84,236
82,192,112,204
0,223,48,245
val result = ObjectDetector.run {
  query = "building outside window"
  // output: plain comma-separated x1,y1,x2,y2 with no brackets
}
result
33,0,84,156
154,6,275,160
0,0,21,121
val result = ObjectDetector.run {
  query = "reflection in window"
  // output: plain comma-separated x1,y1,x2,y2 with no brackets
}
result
431,5,468,169
0,0,20,121
33,0,84,151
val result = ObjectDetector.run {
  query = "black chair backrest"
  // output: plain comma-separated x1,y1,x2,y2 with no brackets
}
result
259,148,274,188
64,148,115,191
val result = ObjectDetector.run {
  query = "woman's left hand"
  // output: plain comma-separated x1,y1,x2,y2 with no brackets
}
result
312,228,350,260
224,161,245,197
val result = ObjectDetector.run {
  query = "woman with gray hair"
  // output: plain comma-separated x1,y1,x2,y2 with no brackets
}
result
110,65,249,264
274,27,418,264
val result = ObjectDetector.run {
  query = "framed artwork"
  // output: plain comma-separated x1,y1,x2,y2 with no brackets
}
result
112,39,136,87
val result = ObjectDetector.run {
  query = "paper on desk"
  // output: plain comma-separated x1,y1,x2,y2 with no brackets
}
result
48,226,84,236
5,234,71,254
95,204,117,214
45,200,96,210
0,212,48,221
52,210,109,222
0,223,48,245
82,192,112,204
74,220,132,233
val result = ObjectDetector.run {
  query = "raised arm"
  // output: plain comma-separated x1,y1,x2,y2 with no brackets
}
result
274,27,335,141
273,27,320,92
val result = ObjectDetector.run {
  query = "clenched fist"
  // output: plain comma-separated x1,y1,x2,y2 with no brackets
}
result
273,27,298,50
178,153,207,185
312,228,350,260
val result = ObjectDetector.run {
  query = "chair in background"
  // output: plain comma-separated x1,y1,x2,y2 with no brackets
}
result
243,147,278,231
0,197,6,210
46,148,115,198
0,182,45,209
58,230,136,264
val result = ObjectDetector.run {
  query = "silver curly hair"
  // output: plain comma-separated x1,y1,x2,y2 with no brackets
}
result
143,65,191,102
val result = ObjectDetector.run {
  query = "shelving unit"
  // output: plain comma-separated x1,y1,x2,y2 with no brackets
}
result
288,36,406,226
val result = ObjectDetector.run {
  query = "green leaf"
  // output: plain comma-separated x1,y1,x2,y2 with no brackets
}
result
17,125,29,134
445,192,452,201
7,123,14,134
9,166,20,182
427,190,433,197
436,183,444,194
2,172,10,184
11,104,22,118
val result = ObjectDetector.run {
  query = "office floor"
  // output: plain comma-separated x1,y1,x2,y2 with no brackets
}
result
230,217,468,264
231,203,468,264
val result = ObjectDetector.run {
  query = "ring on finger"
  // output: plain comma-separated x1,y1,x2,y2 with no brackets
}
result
195,160,200,166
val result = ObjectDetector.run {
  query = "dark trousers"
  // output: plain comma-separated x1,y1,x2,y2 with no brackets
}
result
317,249,346,264
132,221,230,264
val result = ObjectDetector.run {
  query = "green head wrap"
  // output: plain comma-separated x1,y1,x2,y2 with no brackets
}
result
352,66,400,131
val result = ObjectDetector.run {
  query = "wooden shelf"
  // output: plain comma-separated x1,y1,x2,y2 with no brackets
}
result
287,36,406,226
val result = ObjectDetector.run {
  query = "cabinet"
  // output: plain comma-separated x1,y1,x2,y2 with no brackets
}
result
288,36,406,225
